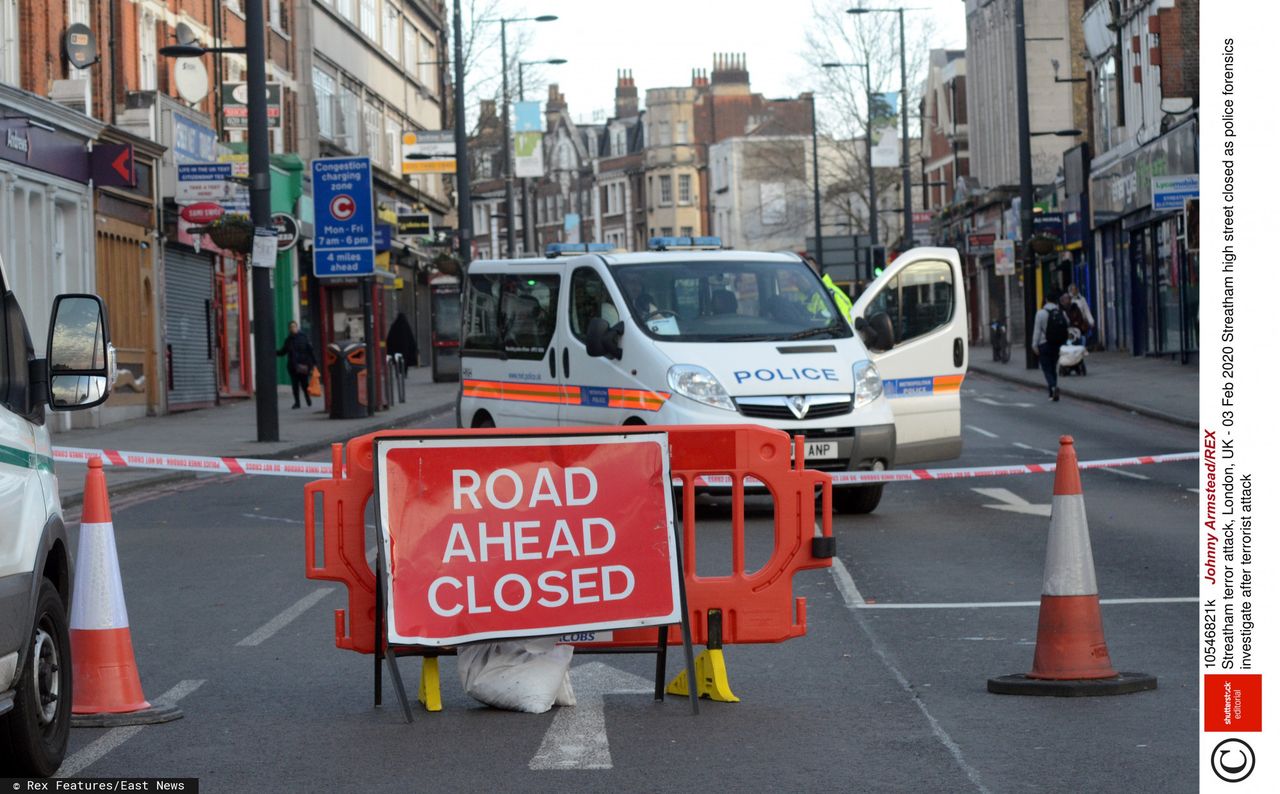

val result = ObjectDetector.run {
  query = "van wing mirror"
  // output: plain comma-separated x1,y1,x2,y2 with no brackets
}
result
585,317,624,360
855,312,895,352
46,294,114,411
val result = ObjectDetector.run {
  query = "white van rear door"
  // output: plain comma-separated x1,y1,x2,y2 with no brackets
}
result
851,247,967,465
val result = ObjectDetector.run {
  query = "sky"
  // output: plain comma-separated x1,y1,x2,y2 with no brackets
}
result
487,0,969,125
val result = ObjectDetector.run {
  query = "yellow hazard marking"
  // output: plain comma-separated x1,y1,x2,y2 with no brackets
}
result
665,649,740,703
418,657,443,712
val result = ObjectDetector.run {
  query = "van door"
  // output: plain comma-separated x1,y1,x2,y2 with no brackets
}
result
851,248,967,464
558,263,656,426
461,269,564,427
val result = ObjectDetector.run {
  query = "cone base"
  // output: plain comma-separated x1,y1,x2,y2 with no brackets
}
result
987,672,1157,697
72,704,184,728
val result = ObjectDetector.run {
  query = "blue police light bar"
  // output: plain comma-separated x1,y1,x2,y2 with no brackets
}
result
648,236,722,251
545,242,620,258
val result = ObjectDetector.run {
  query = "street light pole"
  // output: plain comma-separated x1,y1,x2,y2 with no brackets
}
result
500,19,515,257
453,0,472,268
1015,0,1036,369
897,7,913,249
246,0,278,441
809,93,823,274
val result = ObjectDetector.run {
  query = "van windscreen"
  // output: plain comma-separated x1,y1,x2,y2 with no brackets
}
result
609,260,852,342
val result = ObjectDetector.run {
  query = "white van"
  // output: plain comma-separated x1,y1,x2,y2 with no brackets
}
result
456,241,967,514
1,253,114,776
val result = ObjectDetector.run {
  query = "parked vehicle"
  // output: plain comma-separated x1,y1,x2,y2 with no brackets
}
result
456,238,968,515
0,253,114,776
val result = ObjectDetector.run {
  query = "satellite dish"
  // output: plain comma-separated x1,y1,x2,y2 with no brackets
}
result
63,23,98,70
174,58,210,104
175,22,198,46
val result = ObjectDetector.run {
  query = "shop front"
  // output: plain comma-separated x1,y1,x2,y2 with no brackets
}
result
1089,119,1198,359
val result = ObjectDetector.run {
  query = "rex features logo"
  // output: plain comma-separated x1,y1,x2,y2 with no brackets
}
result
329,194,356,221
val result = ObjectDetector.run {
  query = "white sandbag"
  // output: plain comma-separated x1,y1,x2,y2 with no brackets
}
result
457,638,575,713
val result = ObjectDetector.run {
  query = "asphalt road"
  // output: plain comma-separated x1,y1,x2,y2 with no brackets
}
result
54,372,1198,792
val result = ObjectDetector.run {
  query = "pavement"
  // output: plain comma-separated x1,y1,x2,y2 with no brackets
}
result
52,367,460,506
967,342,1198,428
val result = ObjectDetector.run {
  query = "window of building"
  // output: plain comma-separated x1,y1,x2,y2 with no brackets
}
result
339,83,360,150
364,101,382,165
419,36,434,86
67,0,89,25
359,0,377,40
382,2,400,60
660,227,673,236
386,116,402,173
0,0,19,85
676,120,688,144
611,127,625,155
314,68,336,140
680,226,693,237
269,0,285,31
678,174,691,204
659,175,672,205
336,0,353,20
403,24,416,73
657,121,670,146
138,10,158,91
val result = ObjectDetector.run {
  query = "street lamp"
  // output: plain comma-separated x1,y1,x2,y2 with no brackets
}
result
161,0,278,442
517,58,568,254
485,14,559,258
846,6,925,250
824,61,875,251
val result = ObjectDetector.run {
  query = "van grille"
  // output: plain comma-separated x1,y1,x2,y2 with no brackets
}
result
735,397,852,421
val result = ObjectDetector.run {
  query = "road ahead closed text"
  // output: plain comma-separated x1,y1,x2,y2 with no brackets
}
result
376,435,681,645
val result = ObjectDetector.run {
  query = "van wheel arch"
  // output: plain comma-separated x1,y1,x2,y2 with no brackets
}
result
622,417,647,426
471,411,496,428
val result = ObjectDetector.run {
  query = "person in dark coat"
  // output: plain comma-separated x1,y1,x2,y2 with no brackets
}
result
277,321,317,408
386,312,419,372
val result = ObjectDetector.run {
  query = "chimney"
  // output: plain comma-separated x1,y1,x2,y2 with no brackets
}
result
615,69,639,117
711,52,749,86
691,68,709,88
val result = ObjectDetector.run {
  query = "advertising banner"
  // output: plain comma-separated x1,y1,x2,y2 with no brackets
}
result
869,91,900,169
513,101,545,178
375,434,681,646
221,82,282,128
994,239,1016,275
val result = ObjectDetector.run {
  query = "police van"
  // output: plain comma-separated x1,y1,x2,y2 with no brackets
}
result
1,252,114,776
456,238,967,514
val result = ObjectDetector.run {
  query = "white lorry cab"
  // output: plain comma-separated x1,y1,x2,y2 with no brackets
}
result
457,238,967,514
1,252,114,776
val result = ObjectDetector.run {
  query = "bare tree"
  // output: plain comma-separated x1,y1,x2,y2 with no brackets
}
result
801,0,937,244
454,0,538,136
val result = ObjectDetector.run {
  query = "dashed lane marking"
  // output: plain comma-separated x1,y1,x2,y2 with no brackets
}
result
975,397,1033,408
1099,466,1150,481
830,557,866,608
237,589,334,647
1012,441,1054,456
57,680,206,778
965,425,999,439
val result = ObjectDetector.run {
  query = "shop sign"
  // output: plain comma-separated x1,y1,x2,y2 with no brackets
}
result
1090,120,1198,222
272,212,300,251
222,82,282,128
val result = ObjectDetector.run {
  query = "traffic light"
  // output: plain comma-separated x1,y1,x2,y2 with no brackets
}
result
871,246,887,278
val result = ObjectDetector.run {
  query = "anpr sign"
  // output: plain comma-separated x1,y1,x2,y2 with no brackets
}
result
375,434,681,646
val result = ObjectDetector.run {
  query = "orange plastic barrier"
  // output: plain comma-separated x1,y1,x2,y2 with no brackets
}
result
304,425,834,654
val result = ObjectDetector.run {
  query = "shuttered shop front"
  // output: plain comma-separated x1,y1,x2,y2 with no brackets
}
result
164,248,217,409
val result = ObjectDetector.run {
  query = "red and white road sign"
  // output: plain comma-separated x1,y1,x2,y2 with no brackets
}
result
329,194,356,221
375,434,681,646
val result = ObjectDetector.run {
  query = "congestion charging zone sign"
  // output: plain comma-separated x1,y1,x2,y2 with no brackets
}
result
375,434,681,646
311,156,375,278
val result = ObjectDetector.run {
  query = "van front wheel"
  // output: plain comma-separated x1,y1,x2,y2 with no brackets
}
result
833,484,883,515
0,579,72,777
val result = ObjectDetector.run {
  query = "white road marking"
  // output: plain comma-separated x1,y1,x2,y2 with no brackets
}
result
241,513,303,524
57,679,206,778
1187,488,1200,494
976,397,1033,408
237,588,334,646
858,597,1197,610
965,425,999,439
1099,466,1150,481
1012,442,1054,456
529,662,652,770
830,557,866,608
972,487,1052,517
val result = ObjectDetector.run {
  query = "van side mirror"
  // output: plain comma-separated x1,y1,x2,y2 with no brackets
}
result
585,317,624,360
855,312,896,352
46,294,114,410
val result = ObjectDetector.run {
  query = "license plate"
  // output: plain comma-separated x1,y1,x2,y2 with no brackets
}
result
794,440,838,460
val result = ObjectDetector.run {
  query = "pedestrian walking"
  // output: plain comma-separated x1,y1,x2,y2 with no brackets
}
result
277,321,317,409
1033,291,1072,401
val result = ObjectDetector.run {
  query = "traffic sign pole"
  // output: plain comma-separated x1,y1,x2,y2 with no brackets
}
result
246,0,278,441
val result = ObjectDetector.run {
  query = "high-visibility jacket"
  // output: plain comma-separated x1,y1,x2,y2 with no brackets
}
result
822,274,854,326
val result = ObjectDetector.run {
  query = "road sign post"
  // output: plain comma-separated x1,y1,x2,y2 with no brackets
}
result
312,156,377,413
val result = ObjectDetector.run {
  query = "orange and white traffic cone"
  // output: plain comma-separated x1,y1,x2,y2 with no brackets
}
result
988,436,1157,696
70,457,183,726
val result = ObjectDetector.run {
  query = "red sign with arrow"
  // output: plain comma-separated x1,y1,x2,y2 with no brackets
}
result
91,142,136,188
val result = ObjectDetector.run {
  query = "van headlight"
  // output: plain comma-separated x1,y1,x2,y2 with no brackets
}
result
853,360,882,408
667,365,735,412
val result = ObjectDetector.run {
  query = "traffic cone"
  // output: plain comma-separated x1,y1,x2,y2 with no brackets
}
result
988,437,1157,696
70,457,183,726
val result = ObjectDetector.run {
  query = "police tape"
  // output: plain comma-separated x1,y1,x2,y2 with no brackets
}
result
52,446,333,479
52,444,1196,484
